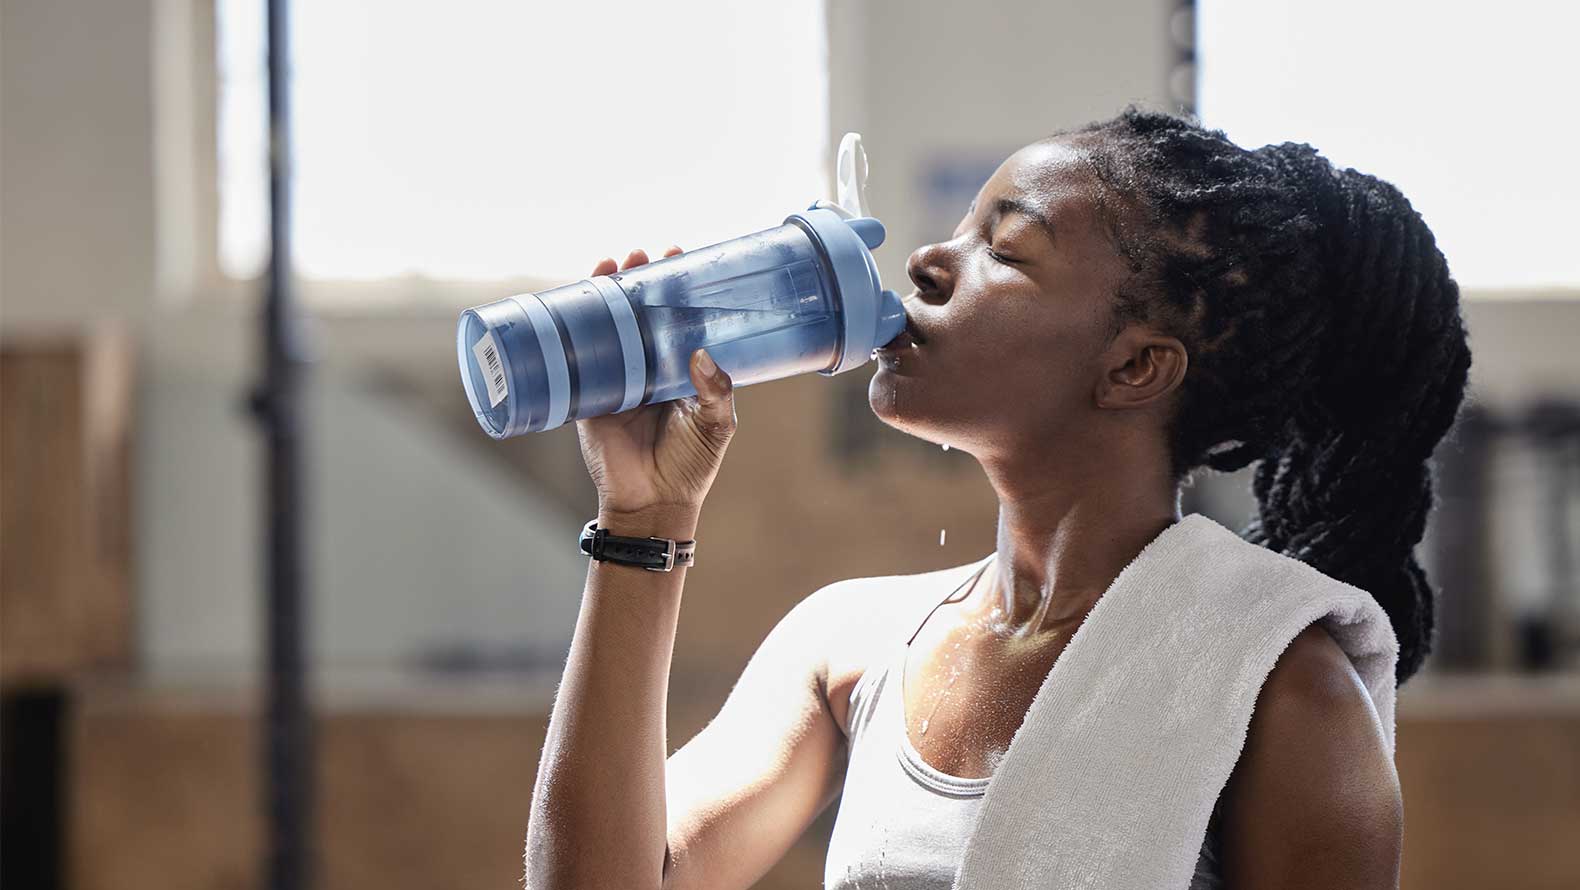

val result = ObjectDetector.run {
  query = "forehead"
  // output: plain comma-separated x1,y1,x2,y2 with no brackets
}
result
978,139,1106,226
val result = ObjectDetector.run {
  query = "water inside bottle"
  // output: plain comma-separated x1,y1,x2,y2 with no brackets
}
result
641,304,820,338
642,305,839,401
603,222,846,404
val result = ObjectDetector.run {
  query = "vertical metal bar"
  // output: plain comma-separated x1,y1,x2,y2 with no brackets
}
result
256,0,313,887
1167,0,1198,116
1430,406,1493,670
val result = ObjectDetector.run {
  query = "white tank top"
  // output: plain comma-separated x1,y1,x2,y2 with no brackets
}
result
823,561,1227,889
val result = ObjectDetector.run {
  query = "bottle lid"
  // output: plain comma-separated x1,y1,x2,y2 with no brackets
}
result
791,132,906,374
812,132,871,219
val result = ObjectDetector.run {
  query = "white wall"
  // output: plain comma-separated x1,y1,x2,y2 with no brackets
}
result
1,0,158,330
829,0,1174,291
1461,299,1580,406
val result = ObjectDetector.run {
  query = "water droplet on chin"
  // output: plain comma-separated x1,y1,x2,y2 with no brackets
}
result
939,528,947,547
941,443,950,452
919,718,929,735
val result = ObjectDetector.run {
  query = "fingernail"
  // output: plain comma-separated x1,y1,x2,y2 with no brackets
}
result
696,350,717,376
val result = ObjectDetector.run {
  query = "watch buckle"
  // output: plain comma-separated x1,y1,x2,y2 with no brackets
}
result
644,537,677,572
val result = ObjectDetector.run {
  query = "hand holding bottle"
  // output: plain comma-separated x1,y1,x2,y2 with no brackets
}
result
575,247,738,523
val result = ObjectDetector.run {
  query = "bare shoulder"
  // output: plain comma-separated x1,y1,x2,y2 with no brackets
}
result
1260,623,1391,744
1219,622,1404,888
781,561,987,738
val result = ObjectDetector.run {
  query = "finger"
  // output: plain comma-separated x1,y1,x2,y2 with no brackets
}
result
688,349,737,446
663,245,683,258
591,257,618,276
620,248,650,271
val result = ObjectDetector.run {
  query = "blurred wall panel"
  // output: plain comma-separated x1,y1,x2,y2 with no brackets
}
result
70,689,835,890
828,0,1175,300
1396,693,1580,889
0,0,159,329
71,684,1580,890
0,335,136,684
70,688,549,890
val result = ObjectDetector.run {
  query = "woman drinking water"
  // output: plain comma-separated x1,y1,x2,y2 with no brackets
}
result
524,107,1471,890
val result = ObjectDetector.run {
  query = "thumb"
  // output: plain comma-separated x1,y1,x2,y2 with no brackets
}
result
688,349,737,444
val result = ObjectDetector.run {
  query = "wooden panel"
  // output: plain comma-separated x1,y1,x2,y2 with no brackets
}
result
69,687,836,890
69,696,546,890
77,334,135,665
69,698,259,890
0,334,135,686
320,714,546,890
71,686,1580,890
1398,714,1580,890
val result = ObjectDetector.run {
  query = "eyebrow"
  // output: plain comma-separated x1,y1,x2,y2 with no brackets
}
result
967,196,1057,243
994,197,1057,243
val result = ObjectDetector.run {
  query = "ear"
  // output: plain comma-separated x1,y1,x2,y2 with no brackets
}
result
1095,327,1188,410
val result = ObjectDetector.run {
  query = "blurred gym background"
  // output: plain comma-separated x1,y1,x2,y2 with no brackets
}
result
2,1,1576,888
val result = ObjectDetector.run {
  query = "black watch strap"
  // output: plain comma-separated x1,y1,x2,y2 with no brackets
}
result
578,519,697,572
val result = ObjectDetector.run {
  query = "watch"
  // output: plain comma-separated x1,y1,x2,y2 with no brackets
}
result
578,519,697,572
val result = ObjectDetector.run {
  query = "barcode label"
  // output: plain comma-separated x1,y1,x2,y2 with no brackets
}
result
472,333,508,408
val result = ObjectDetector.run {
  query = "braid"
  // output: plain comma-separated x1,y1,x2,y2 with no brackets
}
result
1064,108,1472,686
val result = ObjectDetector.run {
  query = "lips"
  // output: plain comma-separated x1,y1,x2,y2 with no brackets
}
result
878,328,916,352
876,316,929,355
877,299,930,354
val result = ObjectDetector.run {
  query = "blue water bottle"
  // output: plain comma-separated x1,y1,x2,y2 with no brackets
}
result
457,134,907,439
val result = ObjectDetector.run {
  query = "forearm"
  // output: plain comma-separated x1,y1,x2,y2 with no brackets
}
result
525,505,698,890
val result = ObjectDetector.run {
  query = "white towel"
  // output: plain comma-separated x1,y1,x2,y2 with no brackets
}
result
953,513,1399,890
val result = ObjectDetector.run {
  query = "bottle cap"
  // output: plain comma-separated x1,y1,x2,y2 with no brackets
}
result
791,132,907,374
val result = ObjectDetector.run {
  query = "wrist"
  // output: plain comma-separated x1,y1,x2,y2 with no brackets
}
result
595,503,701,540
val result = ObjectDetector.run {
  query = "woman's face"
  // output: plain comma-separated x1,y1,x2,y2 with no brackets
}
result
869,138,1138,456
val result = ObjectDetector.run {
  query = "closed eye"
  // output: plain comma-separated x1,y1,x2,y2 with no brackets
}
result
985,245,1019,265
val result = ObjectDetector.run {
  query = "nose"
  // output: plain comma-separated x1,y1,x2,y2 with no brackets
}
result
906,240,956,302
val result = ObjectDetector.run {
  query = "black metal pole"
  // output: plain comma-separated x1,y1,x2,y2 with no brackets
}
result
255,0,314,887
1168,0,1198,116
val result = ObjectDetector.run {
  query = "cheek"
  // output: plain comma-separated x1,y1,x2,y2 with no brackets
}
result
986,320,1096,410
961,297,1113,420
967,298,1093,373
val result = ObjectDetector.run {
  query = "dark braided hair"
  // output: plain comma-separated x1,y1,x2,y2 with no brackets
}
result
1061,107,1472,685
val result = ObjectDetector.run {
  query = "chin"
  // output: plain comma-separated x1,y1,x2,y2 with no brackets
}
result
868,365,1004,457
867,365,943,442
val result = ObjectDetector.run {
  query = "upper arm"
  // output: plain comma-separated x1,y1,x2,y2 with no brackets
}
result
1220,624,1404,890
661,582,853,890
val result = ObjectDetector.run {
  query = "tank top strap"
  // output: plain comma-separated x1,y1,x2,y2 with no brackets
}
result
906,554,996,646
847,556,996,738
892,555,995,736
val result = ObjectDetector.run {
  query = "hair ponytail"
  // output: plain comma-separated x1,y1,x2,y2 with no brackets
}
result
1243,149,1471,684
1072,110,1472,685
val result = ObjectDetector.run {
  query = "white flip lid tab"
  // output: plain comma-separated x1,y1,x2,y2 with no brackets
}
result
813,132,870,220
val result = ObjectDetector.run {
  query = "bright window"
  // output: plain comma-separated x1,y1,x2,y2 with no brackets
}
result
218,0,828,288
1198,0,1580,292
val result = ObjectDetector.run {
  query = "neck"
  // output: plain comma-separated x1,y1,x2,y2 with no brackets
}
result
975,437,1180,638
